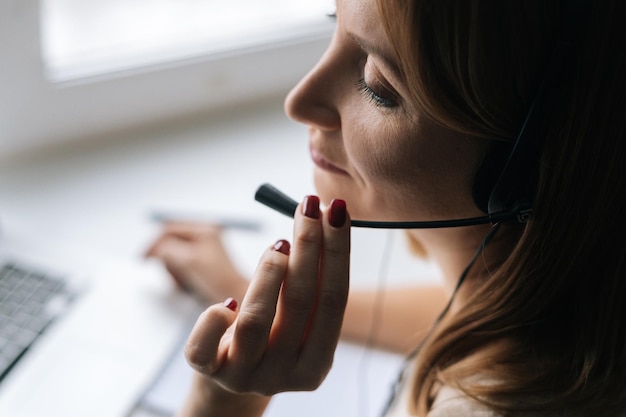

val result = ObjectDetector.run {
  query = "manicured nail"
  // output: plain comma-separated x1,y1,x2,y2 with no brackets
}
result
223,297,238,311
302,195,320,219
273,239,291,255
329,199,347,227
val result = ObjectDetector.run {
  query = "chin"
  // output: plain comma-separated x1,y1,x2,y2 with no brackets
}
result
314,177,377,220
313,172,360,214
312,169,336,203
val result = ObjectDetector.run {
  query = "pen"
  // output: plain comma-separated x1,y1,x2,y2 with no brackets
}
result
150,211,262,231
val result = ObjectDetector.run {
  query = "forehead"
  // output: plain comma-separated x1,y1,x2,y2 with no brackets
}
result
339,0,404,81
340,0,382,35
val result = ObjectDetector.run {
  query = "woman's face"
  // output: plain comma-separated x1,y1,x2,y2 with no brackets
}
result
285,0,488,222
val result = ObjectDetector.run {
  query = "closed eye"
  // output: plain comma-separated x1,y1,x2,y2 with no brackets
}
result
355,78,398,108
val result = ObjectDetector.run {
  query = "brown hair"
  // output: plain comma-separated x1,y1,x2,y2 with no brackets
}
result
378,0,626,415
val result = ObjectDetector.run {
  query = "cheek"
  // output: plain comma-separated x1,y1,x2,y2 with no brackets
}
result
345,116,486,220
355,136,420,184
345,118,427,215
350,118,424,192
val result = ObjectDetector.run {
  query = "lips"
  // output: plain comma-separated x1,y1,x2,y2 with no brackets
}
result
310,148,349,176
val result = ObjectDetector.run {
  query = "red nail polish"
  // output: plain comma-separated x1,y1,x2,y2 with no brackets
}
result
273,239,291,255
302,195,320,219
223,297,238,311
329,199,347,227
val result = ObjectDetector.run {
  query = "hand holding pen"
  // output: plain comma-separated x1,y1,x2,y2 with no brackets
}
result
145,220,251,303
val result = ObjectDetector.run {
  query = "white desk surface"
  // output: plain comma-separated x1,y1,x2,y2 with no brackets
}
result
0,99,441,417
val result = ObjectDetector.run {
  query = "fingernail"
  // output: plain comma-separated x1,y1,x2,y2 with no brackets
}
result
329,199,347,228
223,297,238,311
273,239,291,255
302,195,320,219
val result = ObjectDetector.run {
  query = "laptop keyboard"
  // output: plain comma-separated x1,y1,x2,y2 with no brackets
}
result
0,262,76,383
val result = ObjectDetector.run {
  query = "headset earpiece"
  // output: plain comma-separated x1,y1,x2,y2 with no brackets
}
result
472,143,512,214
476,0,586,222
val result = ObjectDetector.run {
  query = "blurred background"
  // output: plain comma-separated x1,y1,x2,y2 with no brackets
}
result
0,0,334,157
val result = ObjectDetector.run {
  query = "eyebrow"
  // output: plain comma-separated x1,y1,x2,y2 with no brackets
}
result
348,31,404,81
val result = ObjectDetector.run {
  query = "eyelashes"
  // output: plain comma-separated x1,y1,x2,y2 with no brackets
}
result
355,78,398,108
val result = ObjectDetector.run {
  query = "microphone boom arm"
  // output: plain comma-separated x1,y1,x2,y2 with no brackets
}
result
254,183,518,229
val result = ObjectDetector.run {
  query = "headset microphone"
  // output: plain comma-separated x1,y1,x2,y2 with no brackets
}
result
254,183,522,229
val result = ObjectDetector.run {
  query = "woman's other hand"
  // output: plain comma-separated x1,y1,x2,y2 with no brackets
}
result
179,196,350,416
145,222,249,303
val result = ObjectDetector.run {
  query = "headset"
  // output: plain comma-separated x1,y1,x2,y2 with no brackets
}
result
255,0,586,229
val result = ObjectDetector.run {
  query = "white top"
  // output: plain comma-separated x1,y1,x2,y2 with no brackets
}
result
428,386,503,417
383,359,502,417
385,383,503,417
383,366,626,417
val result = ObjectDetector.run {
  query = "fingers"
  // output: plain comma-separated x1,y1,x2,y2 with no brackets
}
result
185,299,238,375
144,222,247,301
222,241,291,376
270,195,324,355
144,222,221,258
144,235,196,289
237,197,349,392
300,199,350,366
185,195,351,395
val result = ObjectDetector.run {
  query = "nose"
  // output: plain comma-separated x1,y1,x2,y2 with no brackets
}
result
284,41,342,131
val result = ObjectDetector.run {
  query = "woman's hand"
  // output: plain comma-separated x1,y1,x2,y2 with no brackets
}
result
145,222,249,303
178,196,350,417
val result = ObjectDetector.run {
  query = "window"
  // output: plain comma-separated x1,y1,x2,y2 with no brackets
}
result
0,0,335,156
41,0,335,82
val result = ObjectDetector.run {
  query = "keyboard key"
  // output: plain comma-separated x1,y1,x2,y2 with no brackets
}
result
0,261,76,383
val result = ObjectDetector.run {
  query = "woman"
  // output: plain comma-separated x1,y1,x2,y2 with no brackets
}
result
147,0,626,415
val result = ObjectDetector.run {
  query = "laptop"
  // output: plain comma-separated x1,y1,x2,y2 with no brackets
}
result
0,218,204,417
